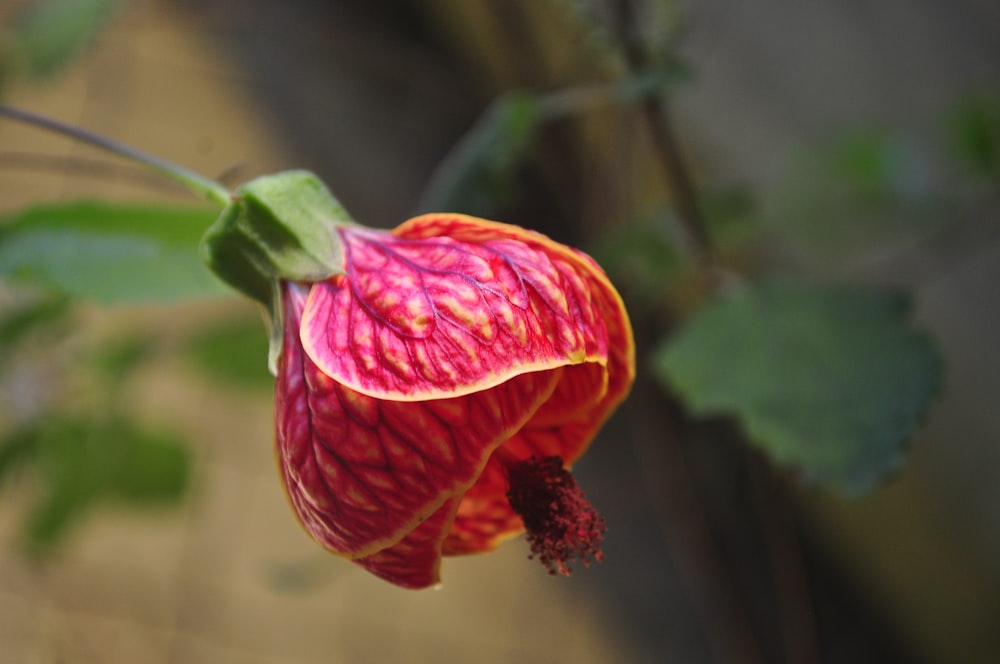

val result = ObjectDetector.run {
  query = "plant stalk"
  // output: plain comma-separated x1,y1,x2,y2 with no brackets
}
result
610,1,714,270
0,105,231,208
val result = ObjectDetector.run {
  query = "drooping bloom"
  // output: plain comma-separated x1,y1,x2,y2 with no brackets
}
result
273,213,634,589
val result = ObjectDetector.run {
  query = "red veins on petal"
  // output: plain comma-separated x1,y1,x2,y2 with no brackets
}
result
420,215,636,557
392,213,635,441
275,214,636,587
393,215,634,394
443,455,521,555
276,282,562,566
299,220,609,401
353,496,460,589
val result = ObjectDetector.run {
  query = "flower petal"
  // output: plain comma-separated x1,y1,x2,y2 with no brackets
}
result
393,213,635,414
276,282,562,559
441,364,612,556
353,496,460,589
437,217,636,555
442,455,520,555
299,218,607,400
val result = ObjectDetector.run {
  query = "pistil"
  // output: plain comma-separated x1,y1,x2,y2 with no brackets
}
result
498,450,606,576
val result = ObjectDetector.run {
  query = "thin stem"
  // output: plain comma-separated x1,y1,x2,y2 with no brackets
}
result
0,105,231,207
610,0,714,270
0,151,194,194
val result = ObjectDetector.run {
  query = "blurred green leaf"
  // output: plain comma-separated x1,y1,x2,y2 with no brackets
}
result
23,417,191,556
775,129,943,261
0,294,70,354
827,129,899,205
185,316,272,390
592,189,756,309
9,0,118,79
101,425,191,504
0,201,229,303
949,91,1000,181
589,213,680,309
699,186,762,251
700,187,755,225
654,280,941,495
0,428,40,488
91,335,154,388
418,92,541,216
2,199,214,244
24,419,103,553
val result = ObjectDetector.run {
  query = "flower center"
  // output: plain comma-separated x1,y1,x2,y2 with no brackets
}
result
502,454,606,576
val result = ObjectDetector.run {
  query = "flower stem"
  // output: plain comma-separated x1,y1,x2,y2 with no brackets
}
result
609,1,714,271
0,105,231,208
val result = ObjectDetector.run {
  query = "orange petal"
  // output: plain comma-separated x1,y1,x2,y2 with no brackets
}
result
299,220,608,401
276,282,562,559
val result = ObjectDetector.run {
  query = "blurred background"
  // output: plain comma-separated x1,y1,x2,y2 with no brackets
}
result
1,0,1000,662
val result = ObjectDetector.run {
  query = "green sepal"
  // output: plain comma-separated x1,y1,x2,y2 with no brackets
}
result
200,170,355,301
199,170,356,373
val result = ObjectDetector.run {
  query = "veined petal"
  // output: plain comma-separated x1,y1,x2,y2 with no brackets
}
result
435,216,636,556
442,455,520,555
354,496,460,589
299,218,608,401
394,214,634,407
276,282,562,559
441,365,614,557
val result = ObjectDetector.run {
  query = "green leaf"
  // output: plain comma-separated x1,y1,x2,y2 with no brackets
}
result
185,316,272,390
0,294,70,354
824,129,901,206
948,91,1000,180
654,281,941,495
773,128,945,262
101,425,191,504
588,212,680,309
91,335,155,389
0,201,228,303
23,417,191,556
10,0,119,79
417,92,541,216
23,419,103,553
0,428,40,488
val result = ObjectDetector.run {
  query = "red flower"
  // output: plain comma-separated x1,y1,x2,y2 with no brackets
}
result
274,213,634,588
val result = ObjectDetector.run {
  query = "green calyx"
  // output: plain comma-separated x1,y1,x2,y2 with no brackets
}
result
200,169,355,301
199,169,357,373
